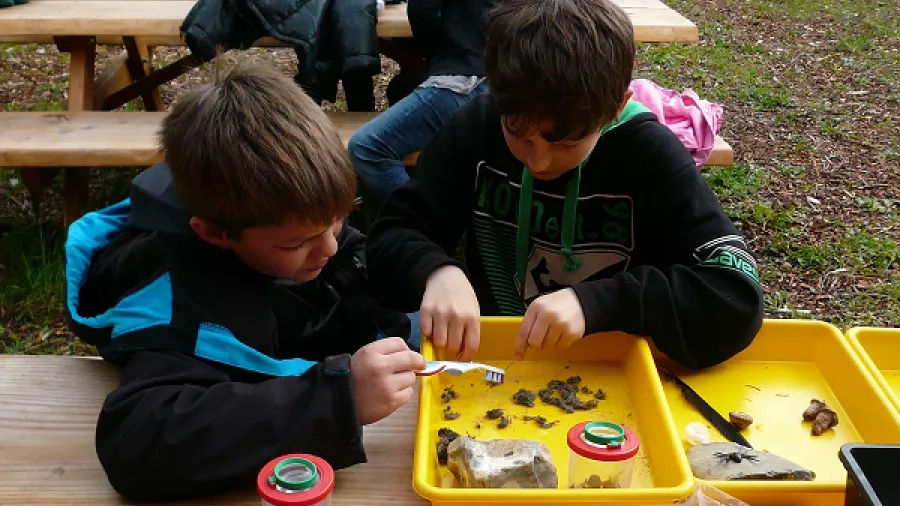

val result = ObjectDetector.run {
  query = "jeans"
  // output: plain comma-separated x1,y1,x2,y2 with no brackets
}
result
406,311,422,351
377,312,422,352
348,82,490,209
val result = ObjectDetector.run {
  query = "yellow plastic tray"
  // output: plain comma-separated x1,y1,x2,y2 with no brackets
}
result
844,327,900,417
412,317,695,505
654,319,900,506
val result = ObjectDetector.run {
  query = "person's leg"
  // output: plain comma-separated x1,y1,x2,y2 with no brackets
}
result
386,71,428,106
373,312,421,352
405,311,421,352
342,71,376,112
348,85,486,210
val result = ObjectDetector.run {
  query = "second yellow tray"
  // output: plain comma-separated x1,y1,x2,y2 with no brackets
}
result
844,326,900,418
655,319,900,506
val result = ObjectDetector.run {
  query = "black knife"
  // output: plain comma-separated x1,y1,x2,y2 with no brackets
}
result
659,367,753,449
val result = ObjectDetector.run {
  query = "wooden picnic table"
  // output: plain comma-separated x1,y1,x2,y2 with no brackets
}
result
0,0,699,45
0,355,429,505
0,0,699,226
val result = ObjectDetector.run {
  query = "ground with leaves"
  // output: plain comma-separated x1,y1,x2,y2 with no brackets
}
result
1,0,898,354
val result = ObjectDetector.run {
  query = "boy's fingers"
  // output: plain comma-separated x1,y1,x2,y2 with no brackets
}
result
543,324,563,350
527,313,550,351
559,333,580,350
515,309,537,359
386,350,426,373
393,385,415,408
431,313,449,350
372,336,410,353
446,314,465,359
389,370,418,391
459,319,480,362
420,310,433,337
409,351,427,371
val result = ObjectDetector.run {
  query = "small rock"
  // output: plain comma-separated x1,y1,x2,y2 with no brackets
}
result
802,398,838,435
803,398,827,421
812,407,838,436
729,411,754,430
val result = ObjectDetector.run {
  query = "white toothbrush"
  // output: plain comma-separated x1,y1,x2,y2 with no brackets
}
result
415,361,506,384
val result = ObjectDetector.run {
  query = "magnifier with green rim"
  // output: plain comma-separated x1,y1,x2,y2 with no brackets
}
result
258,454,335,506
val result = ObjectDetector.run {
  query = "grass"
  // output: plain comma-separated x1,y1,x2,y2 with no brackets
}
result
0,222,81,354
633,0,899,328
0,225,65,321
637,33,791,111
703,163,765,202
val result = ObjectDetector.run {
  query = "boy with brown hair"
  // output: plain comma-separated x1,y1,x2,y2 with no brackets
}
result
64,61,425,501
366,0,764,368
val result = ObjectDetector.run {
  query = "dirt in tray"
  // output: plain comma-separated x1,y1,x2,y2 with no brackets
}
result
512,388,537,407
523,415,559,429
538,377,600,413
441,386,458,403
485,408,505,419
436,427,460,465
442,405,460,420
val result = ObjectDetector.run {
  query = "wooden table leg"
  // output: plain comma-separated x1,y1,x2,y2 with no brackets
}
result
18,168,61,218
57,36,97,228
93,51,132,109
102,53,204,111
122,37,164,111
16,36,97,222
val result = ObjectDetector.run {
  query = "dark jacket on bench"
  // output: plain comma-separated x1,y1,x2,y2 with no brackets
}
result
64,163,410,501
180,0,380,104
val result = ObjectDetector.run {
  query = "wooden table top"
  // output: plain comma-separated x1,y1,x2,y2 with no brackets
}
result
0,0,698,44
0,355,429,505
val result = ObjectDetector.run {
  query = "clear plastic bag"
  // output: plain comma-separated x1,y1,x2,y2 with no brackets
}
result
662,483,751,506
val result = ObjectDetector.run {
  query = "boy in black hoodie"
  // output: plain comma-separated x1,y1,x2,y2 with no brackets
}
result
64,62,425,501
366,0,764,369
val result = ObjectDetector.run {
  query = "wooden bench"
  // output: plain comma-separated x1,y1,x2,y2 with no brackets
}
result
0,354,428,505
0,111,734,169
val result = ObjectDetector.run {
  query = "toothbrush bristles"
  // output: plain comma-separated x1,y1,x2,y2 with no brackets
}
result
484,370,504,384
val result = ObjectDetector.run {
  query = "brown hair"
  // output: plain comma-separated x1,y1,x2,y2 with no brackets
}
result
484,0,635,141
158,59,356,238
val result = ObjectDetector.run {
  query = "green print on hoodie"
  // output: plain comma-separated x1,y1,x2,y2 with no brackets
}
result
473,99,651,315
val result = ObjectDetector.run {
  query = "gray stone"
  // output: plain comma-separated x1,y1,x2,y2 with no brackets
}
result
687,442,816,481
446,436,558,488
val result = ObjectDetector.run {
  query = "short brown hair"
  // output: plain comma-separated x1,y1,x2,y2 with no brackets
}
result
485,0,635,141
158,60,356,237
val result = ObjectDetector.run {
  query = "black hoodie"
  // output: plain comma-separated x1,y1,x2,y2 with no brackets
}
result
64,163,410,501
366,94,764,370
407,0,495,77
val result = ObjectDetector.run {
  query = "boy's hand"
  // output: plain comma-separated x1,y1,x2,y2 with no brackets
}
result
514,288,586,359
421,265,481,362
351,337,426,425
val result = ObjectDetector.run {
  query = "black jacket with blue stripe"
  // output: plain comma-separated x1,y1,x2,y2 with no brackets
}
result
65,163,410,501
